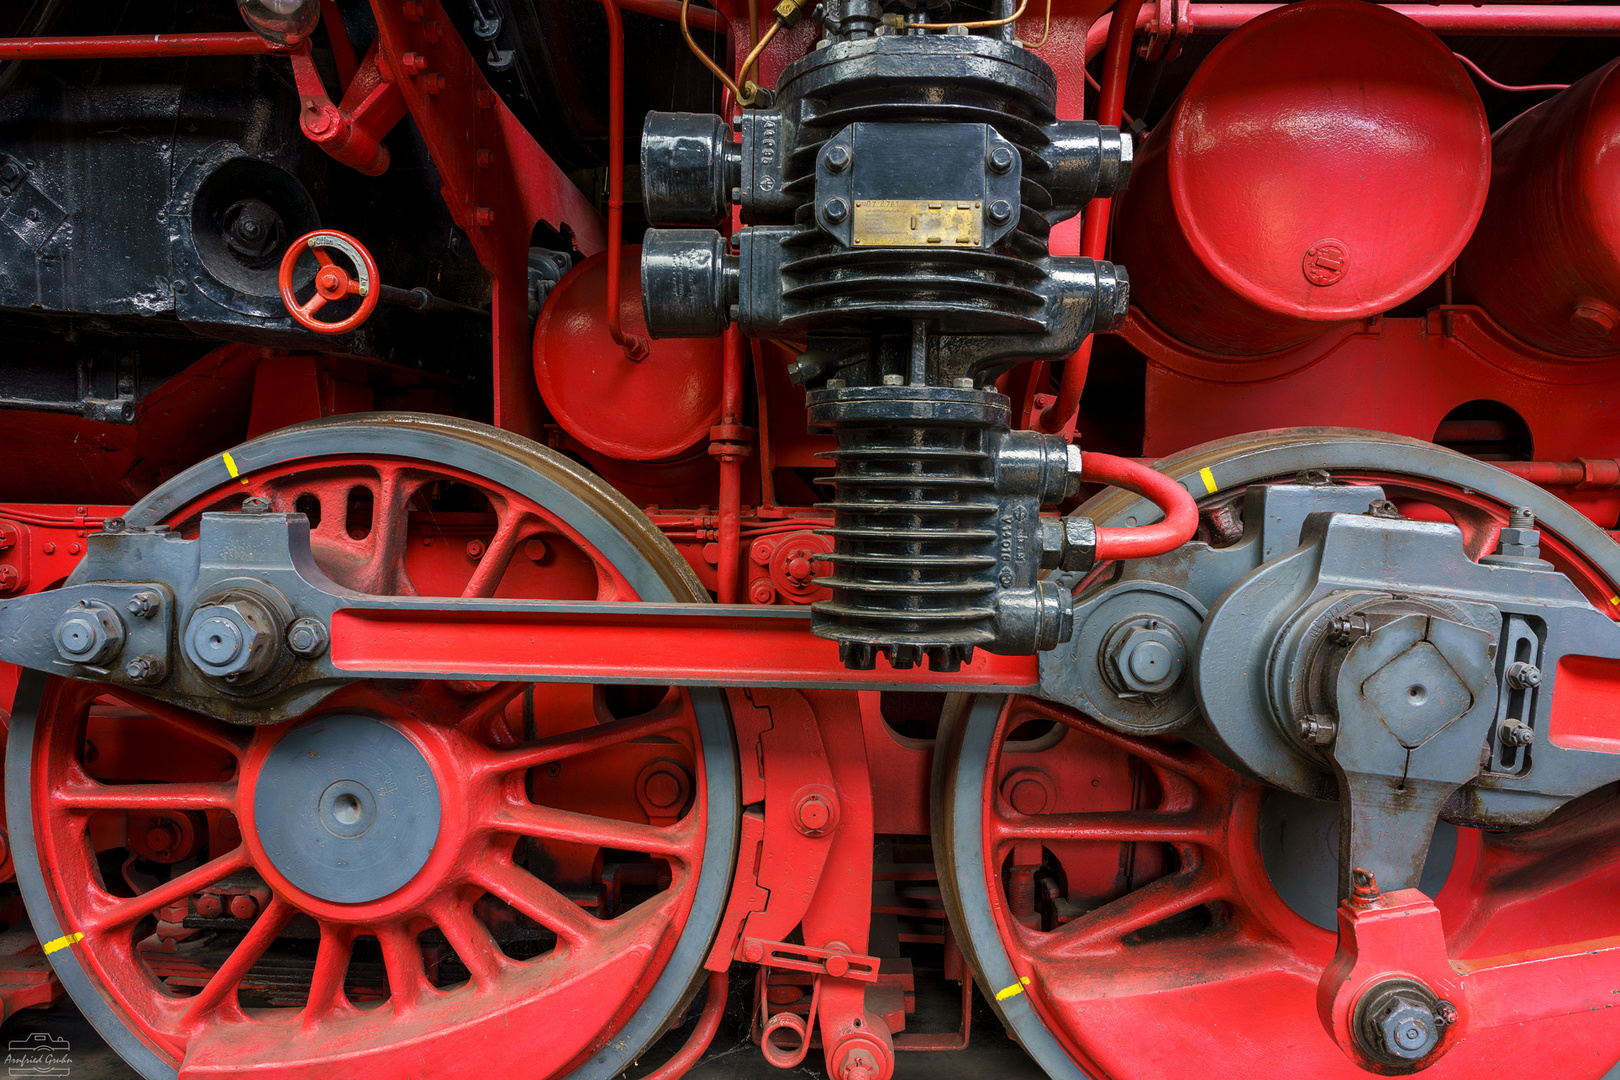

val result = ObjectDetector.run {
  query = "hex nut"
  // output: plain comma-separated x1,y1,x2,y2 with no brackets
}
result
183,598,278,681
123,654,167,684
124,591,161,619
54,602,126,667
1105,620,1186,694
1373,999,1439,1062
1504,661,1542,690
286,617,330,658
1062,443,1084,499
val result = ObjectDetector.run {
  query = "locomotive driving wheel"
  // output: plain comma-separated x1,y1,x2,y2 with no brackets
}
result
936,428,1620,1080
6,414,738,1080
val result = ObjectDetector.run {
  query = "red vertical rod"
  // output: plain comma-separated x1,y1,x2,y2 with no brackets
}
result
751,342,778,509
1039,0,1142,434
0,33,279,58
714,325,747,603
598,0,651,362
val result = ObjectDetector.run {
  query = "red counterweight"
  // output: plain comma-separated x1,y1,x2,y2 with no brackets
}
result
1110,0,1491,355
1456,58,1620,359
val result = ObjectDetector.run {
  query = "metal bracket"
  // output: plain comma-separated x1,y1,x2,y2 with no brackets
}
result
737,939,881,983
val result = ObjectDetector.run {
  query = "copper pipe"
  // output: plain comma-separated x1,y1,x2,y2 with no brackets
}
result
622,0,725,32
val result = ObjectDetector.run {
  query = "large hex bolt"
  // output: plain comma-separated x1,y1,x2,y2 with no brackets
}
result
54,601,126,666
183,596,279,682
1104,618,1187,695
1354,979,1449,1066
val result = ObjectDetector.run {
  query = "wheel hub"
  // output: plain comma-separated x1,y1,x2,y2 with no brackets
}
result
250,713,441,904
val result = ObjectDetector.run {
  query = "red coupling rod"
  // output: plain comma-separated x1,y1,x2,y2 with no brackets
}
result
1086,452,1200,560
642,970,729,1080
0,33,282,59
599,0,653,363
1498,459,1620,488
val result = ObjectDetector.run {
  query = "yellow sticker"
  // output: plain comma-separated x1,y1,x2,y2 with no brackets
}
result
1198,466,1218,495
995,976,1031,1001
42,932,83,955
1611,596,1618,606
221,451,249,486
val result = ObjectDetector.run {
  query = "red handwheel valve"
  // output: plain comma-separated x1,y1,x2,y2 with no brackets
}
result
278,228,381,334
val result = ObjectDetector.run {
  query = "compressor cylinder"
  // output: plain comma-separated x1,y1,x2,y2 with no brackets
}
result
1456,58,1620,359
1110,0,1490,356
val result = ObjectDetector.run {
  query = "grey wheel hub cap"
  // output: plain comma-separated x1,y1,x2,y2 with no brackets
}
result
252,713,442,903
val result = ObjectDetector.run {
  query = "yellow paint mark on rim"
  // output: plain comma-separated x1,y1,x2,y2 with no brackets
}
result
1198,466,1218,495
221,451,249,486
995,976,1031,1001
42,932,83,955
1610,596,1618,606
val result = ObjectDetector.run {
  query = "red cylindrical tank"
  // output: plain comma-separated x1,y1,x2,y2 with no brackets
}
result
1110,0,1491,356
1456,59,1620,359
535,247,725,461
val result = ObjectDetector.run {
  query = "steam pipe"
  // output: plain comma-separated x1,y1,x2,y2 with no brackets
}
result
1039,0,1142,434
1086,453,1201,560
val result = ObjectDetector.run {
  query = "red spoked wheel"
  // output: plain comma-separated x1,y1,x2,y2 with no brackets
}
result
278,229,380,334
935,429,1620,1080
7,414,737,1080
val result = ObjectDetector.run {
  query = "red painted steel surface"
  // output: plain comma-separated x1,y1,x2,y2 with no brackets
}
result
4,0,1620,1074
1457,58,1620,358
535,248,727,461
1111,1,1491,354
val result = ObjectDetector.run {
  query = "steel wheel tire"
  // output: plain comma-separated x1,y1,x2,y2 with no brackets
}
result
935,427,1620,1080
7,413,739,1080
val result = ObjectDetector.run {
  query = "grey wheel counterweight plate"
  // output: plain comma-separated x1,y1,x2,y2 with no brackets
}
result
253,714,441,904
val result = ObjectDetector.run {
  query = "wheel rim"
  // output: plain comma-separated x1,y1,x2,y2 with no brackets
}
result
8,414,738,1080
938,428,1620,1080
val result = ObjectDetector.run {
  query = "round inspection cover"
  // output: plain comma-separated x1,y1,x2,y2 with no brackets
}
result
1115,0,1490,353
535,247,726,461
252,713,441,904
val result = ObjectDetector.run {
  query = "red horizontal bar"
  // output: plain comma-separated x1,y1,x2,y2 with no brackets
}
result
0,33,280,60
328,606,1041,691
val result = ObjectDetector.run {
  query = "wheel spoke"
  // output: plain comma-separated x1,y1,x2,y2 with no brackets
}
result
456,681,527,740
428,898,506,989
483,802,696,861
52,779,235,813
377,922,432,1013
991,810,1210,847
97,689,247,758
483,712,689,776
345,277,362,296
301,922,356,1025
473,860,599,950
178,897,294,1028
311,247,334,269
297,294,327,318
85,848,252,933
462,509,533,599
357,466,429,596
1041,869,1224,958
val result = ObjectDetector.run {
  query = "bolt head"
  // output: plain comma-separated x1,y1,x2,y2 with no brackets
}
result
823,197,849,224
988,199,1014,225
749,579,777,605
1106,621,1186,694
1374,999,1439,1061
125,591,160,618
54,604,125,666
195,894,223,919
124,655,165,684
286,617,330,658
229,894,259,920
988,145,1016,174
825,144,850,172
1572,297,1619,339
184,599,276,680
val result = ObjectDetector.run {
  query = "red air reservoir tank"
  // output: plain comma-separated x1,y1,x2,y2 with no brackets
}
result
1456,58,1620,359
1110,0,1491,355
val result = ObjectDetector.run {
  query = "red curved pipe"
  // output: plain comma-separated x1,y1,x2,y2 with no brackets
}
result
1038,0,1142,434
599,0,652,362
642,970,729,1080
1085,452,1200,560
